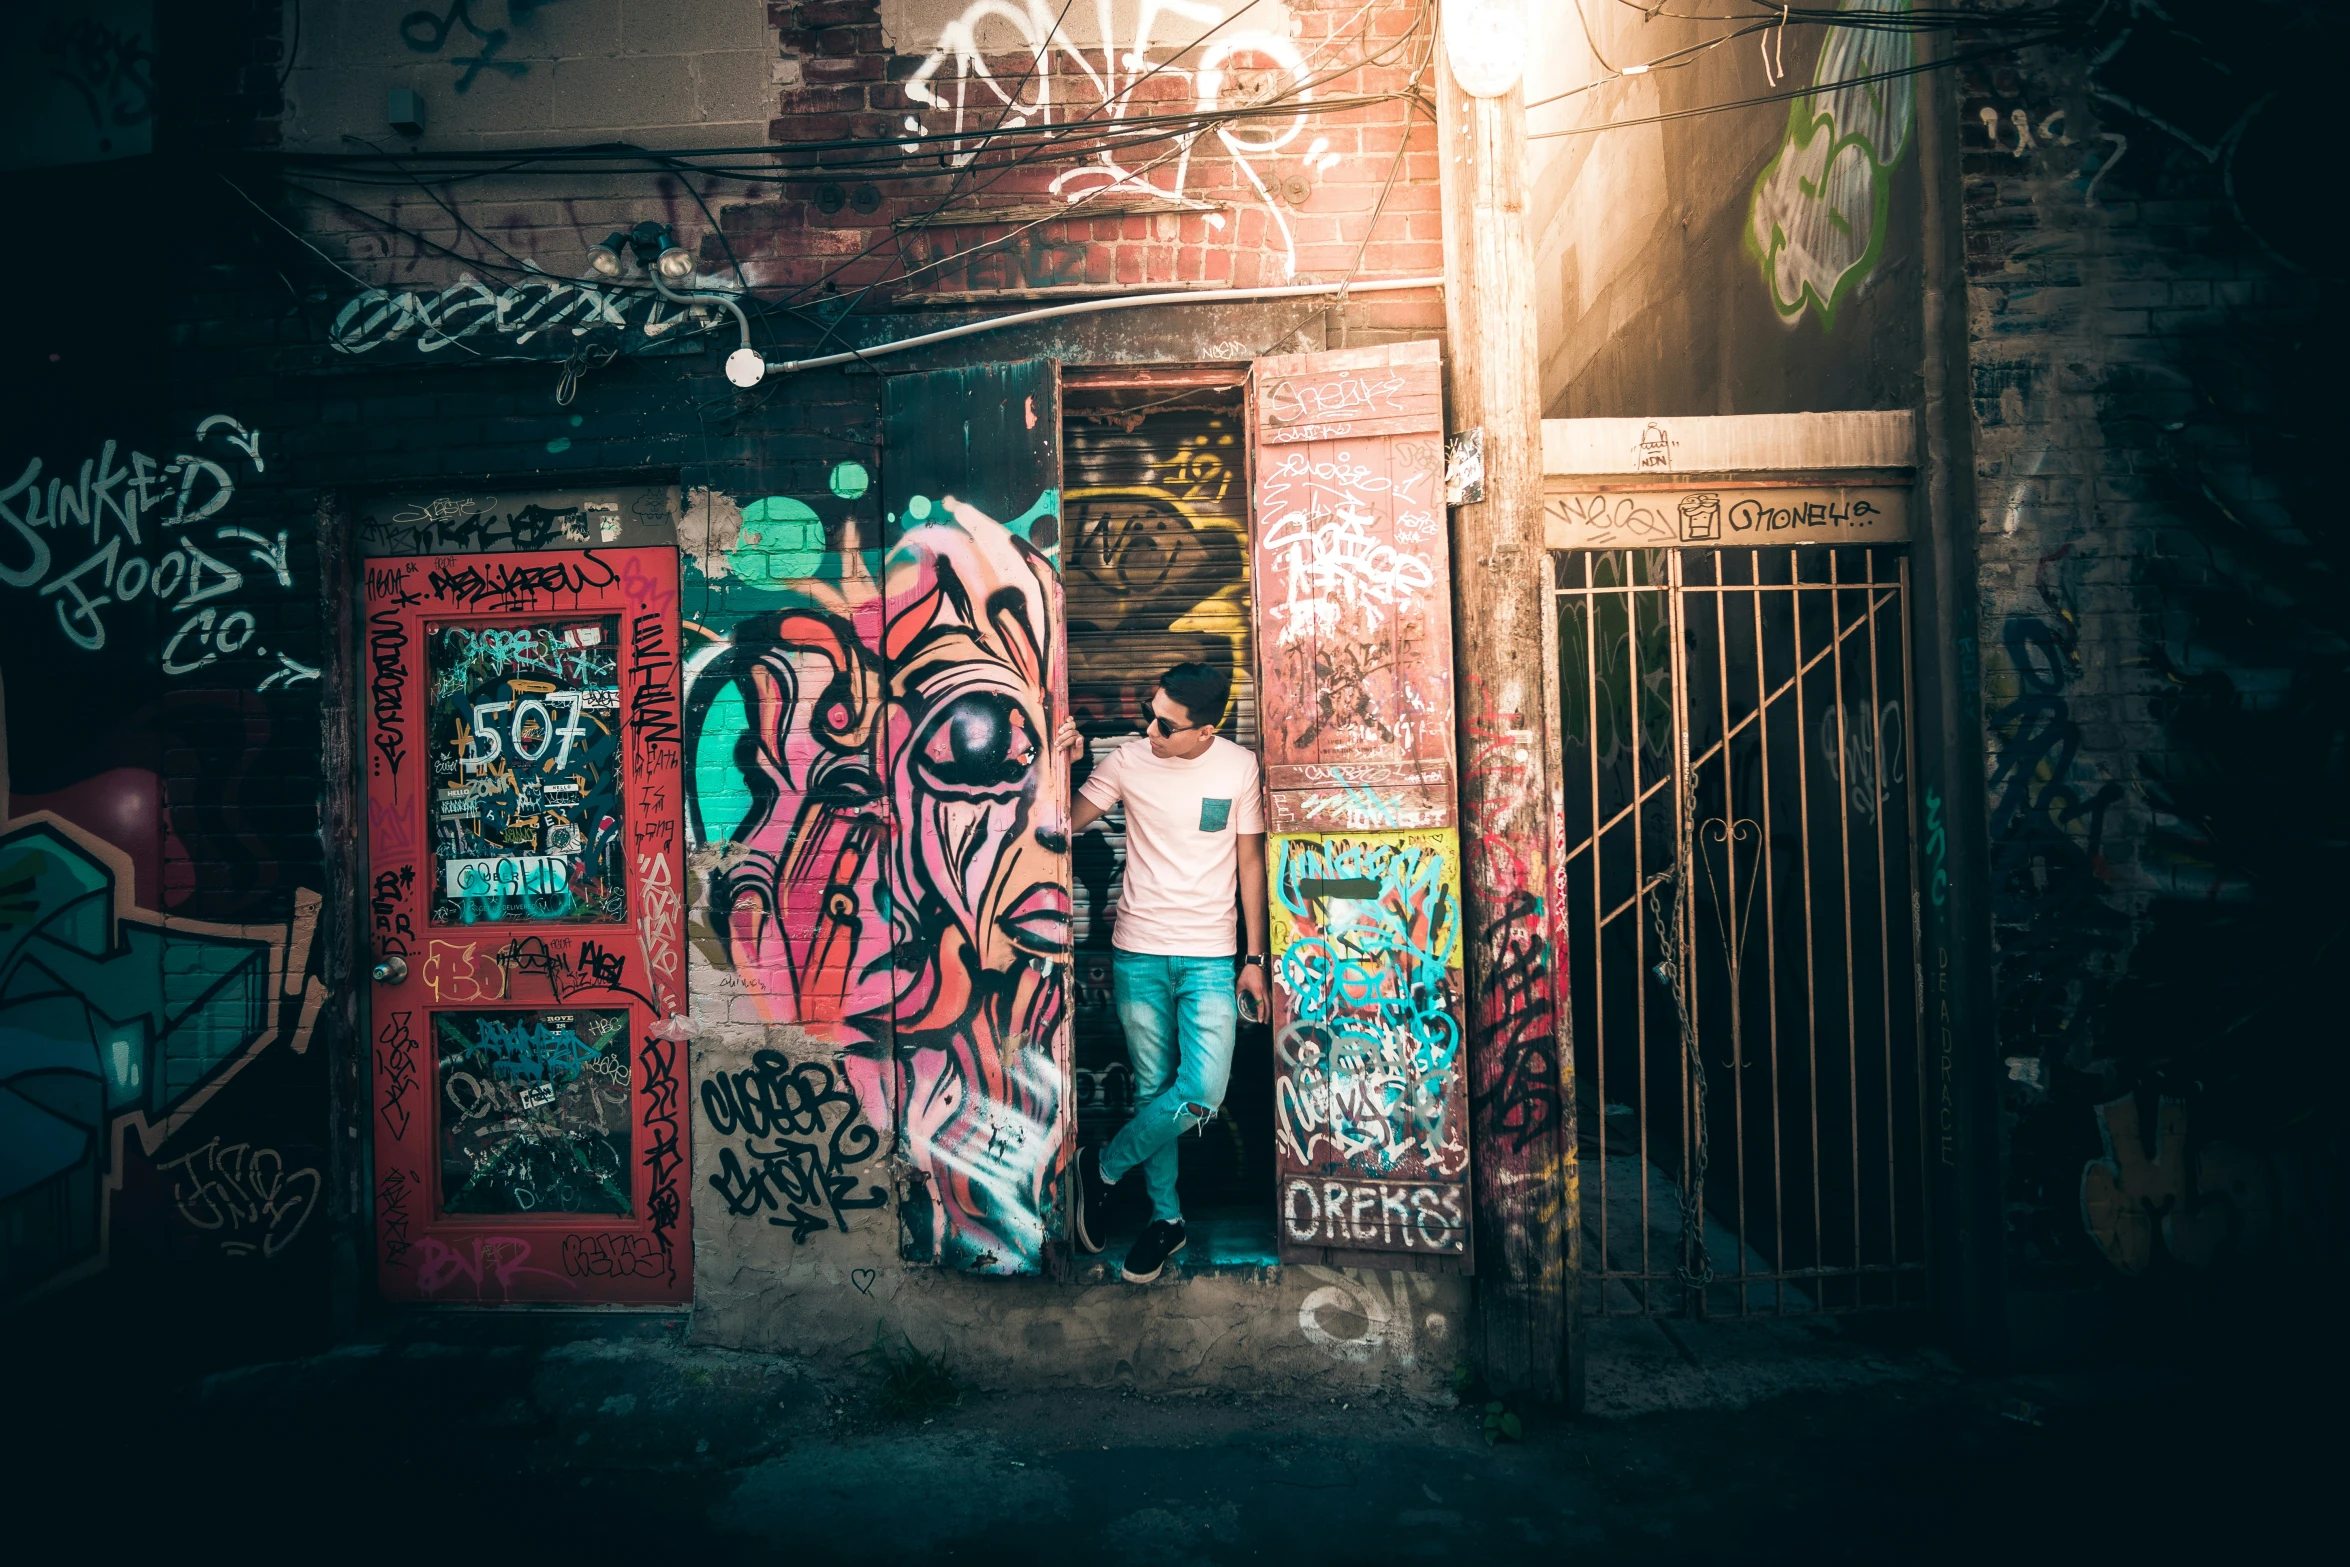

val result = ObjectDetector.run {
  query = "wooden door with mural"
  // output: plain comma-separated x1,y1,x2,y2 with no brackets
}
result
879,359,1074,1275
1249,340,1472,1267
366,545,689,1303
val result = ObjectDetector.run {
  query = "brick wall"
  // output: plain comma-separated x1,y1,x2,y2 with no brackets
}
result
760,0,1438,318
284,0,1442,348
3,145,331,1350
1956,16,2341,1325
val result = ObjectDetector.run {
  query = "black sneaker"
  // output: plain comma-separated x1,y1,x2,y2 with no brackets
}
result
1072,1146,1115,1255
1120,1219,1187,1283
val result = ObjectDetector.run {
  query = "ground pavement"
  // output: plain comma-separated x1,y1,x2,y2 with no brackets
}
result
10,1307,2323,1563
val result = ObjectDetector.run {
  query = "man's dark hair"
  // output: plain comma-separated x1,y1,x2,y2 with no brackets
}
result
1159,662,1232,730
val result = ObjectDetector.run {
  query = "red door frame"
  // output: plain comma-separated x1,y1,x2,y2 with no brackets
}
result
366,546,689,1304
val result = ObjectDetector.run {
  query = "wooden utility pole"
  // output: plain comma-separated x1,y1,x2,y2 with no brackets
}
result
1437,0,1580,1406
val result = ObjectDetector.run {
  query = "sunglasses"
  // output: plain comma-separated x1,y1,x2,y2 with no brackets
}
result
1139,703,1206,738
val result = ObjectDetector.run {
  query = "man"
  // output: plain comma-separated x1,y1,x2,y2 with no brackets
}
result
1054,661,1267,1283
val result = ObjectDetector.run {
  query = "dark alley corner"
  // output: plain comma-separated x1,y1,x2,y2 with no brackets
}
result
3,1,2344,1559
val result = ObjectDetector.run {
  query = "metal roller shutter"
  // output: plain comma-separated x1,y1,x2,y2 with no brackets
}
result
1061,402,1270,1217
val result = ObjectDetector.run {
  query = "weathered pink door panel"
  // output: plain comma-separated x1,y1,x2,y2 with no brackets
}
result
1249,341,1472,1269
1252,341,1455,808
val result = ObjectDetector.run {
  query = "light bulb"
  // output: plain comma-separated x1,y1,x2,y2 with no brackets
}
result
587,232,628,278
655,246,695,282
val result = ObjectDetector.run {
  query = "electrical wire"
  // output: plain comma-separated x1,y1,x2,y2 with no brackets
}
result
553,341,619,405
271,65,1419,327
266,0,1422,187
709,7,1424,373
1527,0,2084,113
763,275,1443,376
670,163,753,298
1334,11,1439,345
932,16,1441,421
265,95,1403,177
1621,1,2080,27
1575,0,1624,73
1527,32,2077,139
763,10,1436,318
278,178,724,363
826,0,1089,338
214,172,379,293
338,134,546,279
264,7,1436,193
263,6,1443,369
277,0,301,92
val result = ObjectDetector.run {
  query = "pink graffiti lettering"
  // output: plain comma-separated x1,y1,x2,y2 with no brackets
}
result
411,1235,574,1299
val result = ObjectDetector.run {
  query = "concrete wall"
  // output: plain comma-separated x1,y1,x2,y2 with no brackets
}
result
280,0,776,151
688,1025,1467,1396
1526,1,1922,418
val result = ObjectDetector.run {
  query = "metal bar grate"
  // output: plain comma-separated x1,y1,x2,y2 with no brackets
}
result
1554,546,1929,1317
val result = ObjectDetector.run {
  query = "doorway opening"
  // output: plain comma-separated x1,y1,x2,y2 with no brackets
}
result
1060,369,1276,1266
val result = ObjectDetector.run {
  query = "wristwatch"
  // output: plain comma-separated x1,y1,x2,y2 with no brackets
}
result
1242,955,1267,969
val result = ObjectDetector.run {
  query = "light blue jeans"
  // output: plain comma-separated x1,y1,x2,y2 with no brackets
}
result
1098,951,1237,1225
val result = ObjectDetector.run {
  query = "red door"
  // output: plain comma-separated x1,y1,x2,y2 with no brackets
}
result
366,546,689,1303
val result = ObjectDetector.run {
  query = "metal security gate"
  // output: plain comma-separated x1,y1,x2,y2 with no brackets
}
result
1554,544,1927,1316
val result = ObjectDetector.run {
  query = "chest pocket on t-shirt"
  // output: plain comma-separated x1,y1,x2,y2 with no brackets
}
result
1198,797,1231,832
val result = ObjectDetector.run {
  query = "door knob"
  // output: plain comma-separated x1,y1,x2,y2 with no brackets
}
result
372,954,409,984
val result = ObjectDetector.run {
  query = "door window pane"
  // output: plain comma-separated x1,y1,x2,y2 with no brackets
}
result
427,617,627,924
436,1008,633,1214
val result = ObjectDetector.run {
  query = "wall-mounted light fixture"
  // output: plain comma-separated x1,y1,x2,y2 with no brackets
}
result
587,220,694,281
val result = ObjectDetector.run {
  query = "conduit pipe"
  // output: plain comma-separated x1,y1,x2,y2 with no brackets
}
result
649,271,768,386
761,275,1448,376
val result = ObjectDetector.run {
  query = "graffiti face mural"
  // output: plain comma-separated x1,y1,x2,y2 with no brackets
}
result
685,488,1072,1274
884,501,1070,1064
688,521,892,1032
883,501,1070,1272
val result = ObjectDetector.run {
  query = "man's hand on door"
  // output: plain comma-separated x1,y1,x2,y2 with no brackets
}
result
1054,716,1085,766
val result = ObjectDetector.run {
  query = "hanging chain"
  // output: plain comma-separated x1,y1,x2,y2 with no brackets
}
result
1649,709,1714,1308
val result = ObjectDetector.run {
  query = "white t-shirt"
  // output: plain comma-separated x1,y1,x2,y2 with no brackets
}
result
1078,735,1264,956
